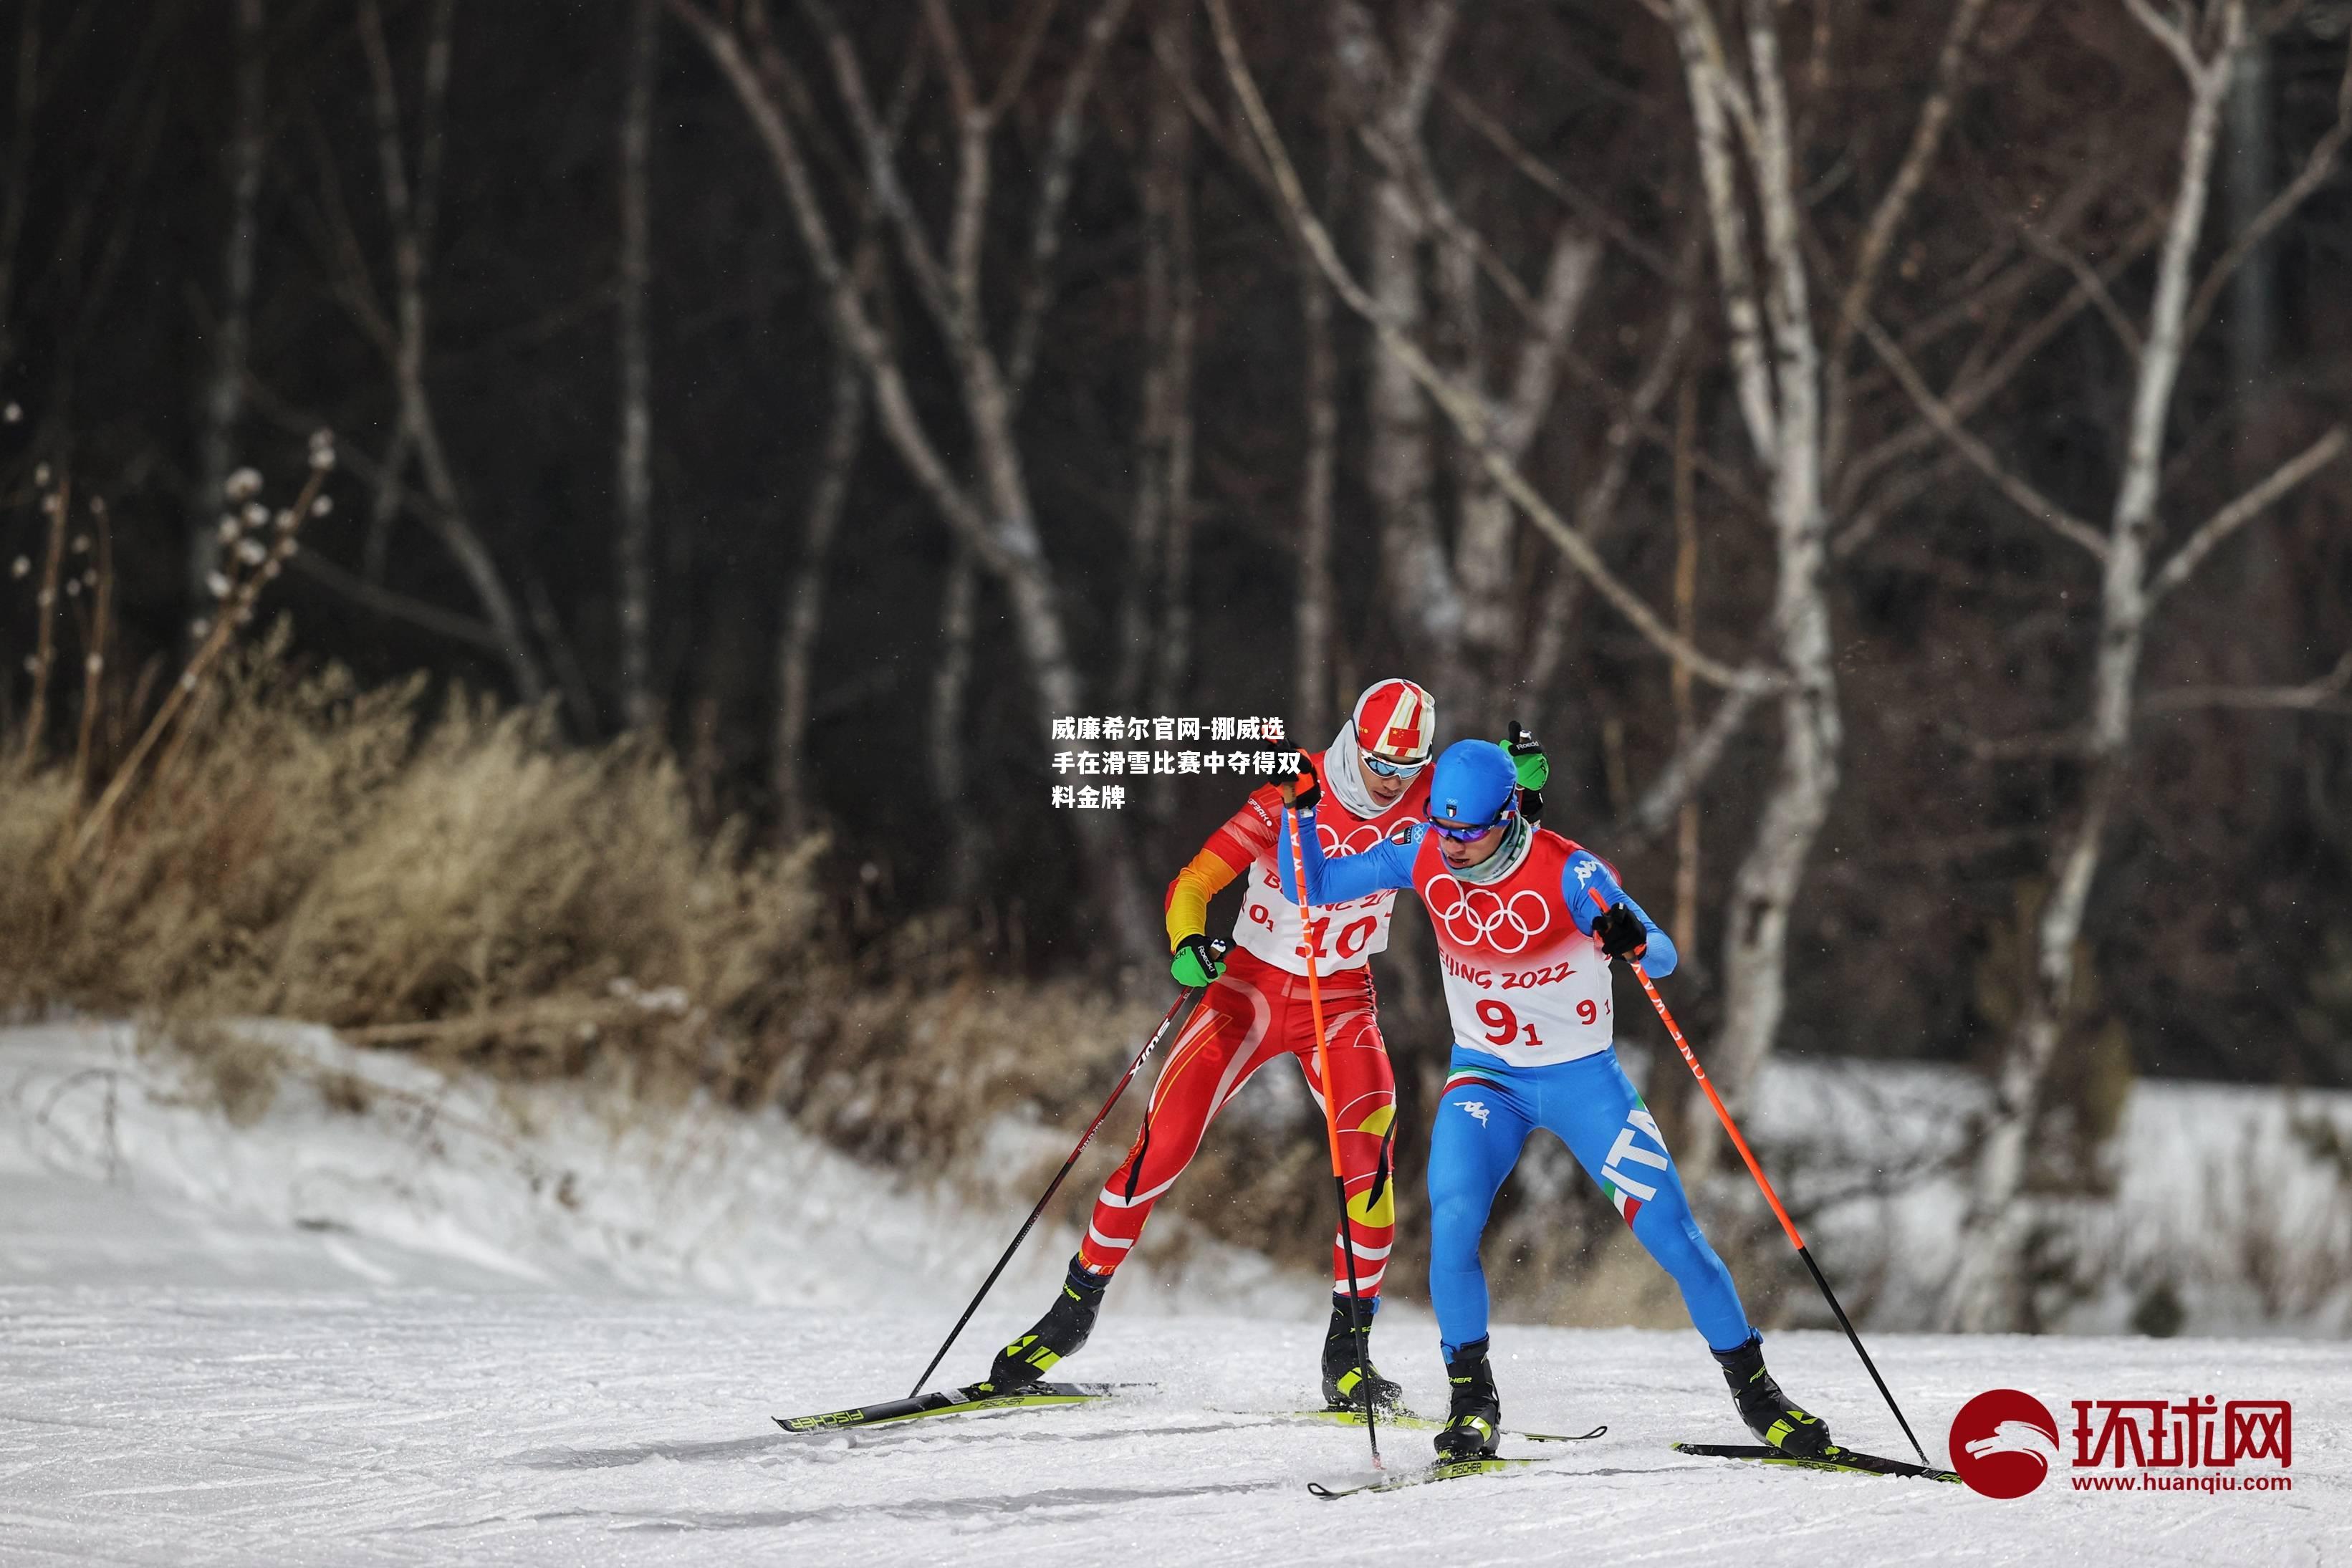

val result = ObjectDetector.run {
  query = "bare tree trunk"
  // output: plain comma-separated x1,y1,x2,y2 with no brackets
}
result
1145,0,1198,737
1520,247,1697,734
1446,220,1599,734
1114,0,1186,717
675,0,1161,975
931,542,984,908
1338,0,1466,701
615,0,658,732
774,352,863,842
1267,44,1339,740
1639,376,1708,1201
1664,0,1843,1177
1949,1,2244,1331
2225,36,2272,422
524,575,601,735
357,0,547,703
1925,4,2348,1331
1364,172,1456,696
0,0,39,379
1295,242,1338,739
1671,374,1703,964
1819,0,1990,481
1206,0,1772,701
191,0,265,617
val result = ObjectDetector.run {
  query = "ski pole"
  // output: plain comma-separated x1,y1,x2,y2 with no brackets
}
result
906,956,1224,1400
1590,890,1931,1468
1283,802,1382,1468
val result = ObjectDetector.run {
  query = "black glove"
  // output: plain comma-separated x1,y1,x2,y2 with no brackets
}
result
1594,903,1648,961
1278,755,1323,812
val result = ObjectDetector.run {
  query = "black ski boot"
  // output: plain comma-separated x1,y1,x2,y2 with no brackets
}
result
1320,1296,1403,1413
981,1260,1107,1392
1434,1337,1501,1460
1713,1334,1833,1458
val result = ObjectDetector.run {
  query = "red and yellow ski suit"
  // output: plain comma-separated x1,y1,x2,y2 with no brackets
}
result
1076,754,1427,1296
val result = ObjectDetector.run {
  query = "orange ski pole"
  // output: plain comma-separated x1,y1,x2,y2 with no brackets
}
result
1284,799,1381,1468
1590,889,1929,1467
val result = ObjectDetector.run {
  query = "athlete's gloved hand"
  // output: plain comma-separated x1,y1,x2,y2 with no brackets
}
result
1504,721,1550,791
1171,935,1227,989
1593,904,1648,961
1277,755,1323,812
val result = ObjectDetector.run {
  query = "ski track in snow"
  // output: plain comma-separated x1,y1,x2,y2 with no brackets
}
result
5,1292,2345,1567
1,1025,2346,1565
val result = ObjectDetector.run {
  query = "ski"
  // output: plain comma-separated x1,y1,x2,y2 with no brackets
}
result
774,1381,1154,1433
1309,1454,1568,1499
1671,1441,1959,1483
1283,1408,1606,1444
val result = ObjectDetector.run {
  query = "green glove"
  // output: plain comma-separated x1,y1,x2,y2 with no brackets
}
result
1504,721,1550,792
1171,934,1227,989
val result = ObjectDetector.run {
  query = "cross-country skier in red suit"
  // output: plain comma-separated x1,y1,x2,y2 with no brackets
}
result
984,680,1524,1410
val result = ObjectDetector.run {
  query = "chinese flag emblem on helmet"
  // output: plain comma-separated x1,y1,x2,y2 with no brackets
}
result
1351,678,1436,766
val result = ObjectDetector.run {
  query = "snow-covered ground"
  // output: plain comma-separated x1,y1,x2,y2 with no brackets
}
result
3,1024,2346,1564
1730,1054,2352,1336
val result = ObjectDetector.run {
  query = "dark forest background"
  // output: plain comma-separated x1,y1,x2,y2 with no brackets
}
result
5,0,2351,1147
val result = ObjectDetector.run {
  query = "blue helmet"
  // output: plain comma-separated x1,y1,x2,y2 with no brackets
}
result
1429,739,1517,827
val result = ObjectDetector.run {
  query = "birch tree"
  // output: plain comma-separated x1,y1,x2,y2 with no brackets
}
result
1292,92,1343,741
615,0,659,733
342,0,547,703
773,353,863,842
1931,0,2352,1331
670,0,1163,973
1653,0,1843,1174
1211,0,2025,1181
1204,2,1776,717
1328,0,1611,734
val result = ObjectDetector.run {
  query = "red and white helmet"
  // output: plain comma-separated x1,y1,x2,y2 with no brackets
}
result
1350,678,1436,767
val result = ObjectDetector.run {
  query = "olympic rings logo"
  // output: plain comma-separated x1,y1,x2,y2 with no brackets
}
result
1424,874,1551,954
1318,821,1386,857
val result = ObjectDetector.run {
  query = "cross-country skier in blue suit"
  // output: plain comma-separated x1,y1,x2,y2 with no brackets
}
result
1278,736,1835,1461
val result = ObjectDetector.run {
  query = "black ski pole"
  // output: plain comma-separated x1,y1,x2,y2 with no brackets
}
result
1593,889,1931,1468
906,951,1224,1400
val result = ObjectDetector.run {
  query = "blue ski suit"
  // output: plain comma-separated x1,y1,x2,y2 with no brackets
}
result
1280,805,1754,1356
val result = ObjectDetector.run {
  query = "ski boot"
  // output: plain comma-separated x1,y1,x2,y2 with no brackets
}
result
1320,1295,1403,1414
1434,1337,1501,1460
981,1259,1107,1393
1713,1333,1833,1458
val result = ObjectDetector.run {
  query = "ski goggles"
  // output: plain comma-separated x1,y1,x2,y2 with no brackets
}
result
1360,751,1428,779
1427,812,1511,842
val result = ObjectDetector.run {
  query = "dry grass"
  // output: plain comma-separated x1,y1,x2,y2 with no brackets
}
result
0,454,1334,1289
0,633,1196,1216
0,636,824,1097
0,620,1677,1318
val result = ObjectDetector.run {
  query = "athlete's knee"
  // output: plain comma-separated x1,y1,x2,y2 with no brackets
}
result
1426,1184,1492,1269
1630,1196,1726,1278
